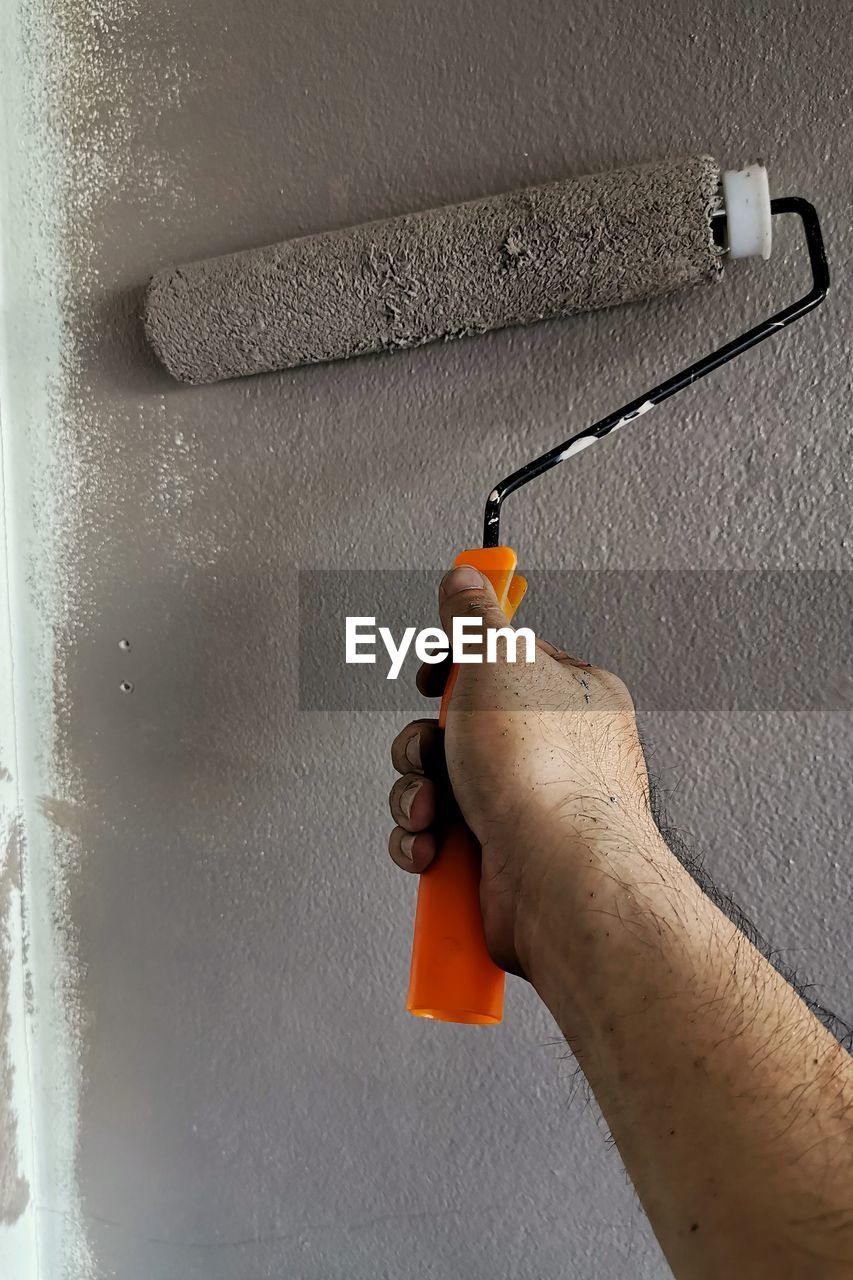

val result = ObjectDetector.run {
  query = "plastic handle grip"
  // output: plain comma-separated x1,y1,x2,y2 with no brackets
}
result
406,547,526,1024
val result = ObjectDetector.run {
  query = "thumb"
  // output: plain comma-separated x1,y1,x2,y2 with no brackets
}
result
438,564,509,656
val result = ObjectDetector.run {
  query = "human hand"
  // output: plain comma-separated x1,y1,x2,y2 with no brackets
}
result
388,564,656,977
393,569,853,1280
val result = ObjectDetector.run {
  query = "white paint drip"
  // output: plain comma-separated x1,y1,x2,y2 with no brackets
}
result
619,398,654,425
608,399,655,435
557,435,597,463
558,399,656,462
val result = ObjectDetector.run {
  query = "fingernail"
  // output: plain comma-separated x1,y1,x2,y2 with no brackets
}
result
400,781,420,819
400,833,416,861
441,565,485,597
405,733,422,770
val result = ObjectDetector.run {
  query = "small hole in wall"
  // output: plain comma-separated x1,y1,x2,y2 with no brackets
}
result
119,681,134,694
119,638,131,651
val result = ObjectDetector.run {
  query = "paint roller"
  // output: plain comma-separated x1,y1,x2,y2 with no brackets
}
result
144,155,829,1024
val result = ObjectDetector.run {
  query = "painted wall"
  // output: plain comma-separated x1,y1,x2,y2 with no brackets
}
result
1,1,851,1276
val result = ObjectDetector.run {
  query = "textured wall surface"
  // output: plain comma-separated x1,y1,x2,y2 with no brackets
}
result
1,1,851,1277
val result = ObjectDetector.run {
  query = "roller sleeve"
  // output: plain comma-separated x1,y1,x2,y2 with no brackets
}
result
145,155,725,384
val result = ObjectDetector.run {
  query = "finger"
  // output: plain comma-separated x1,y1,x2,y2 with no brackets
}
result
416,656,451,698
388,773,436,832
437,564,511,659
390,719,442,775
388,825,437,873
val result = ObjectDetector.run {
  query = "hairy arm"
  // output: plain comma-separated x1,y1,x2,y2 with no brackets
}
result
388,566,853,1279
519,803,853,1279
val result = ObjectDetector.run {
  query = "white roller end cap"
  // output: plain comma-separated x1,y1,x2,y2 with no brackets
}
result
722,165,772,260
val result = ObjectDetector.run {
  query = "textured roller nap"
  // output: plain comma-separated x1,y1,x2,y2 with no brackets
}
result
145,155,724,384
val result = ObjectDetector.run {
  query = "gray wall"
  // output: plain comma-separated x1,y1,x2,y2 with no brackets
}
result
2,1,851,1276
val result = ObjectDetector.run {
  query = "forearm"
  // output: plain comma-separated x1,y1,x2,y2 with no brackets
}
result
519,812,853,1279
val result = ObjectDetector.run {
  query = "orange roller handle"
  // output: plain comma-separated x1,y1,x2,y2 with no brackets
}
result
406,546,526,1024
